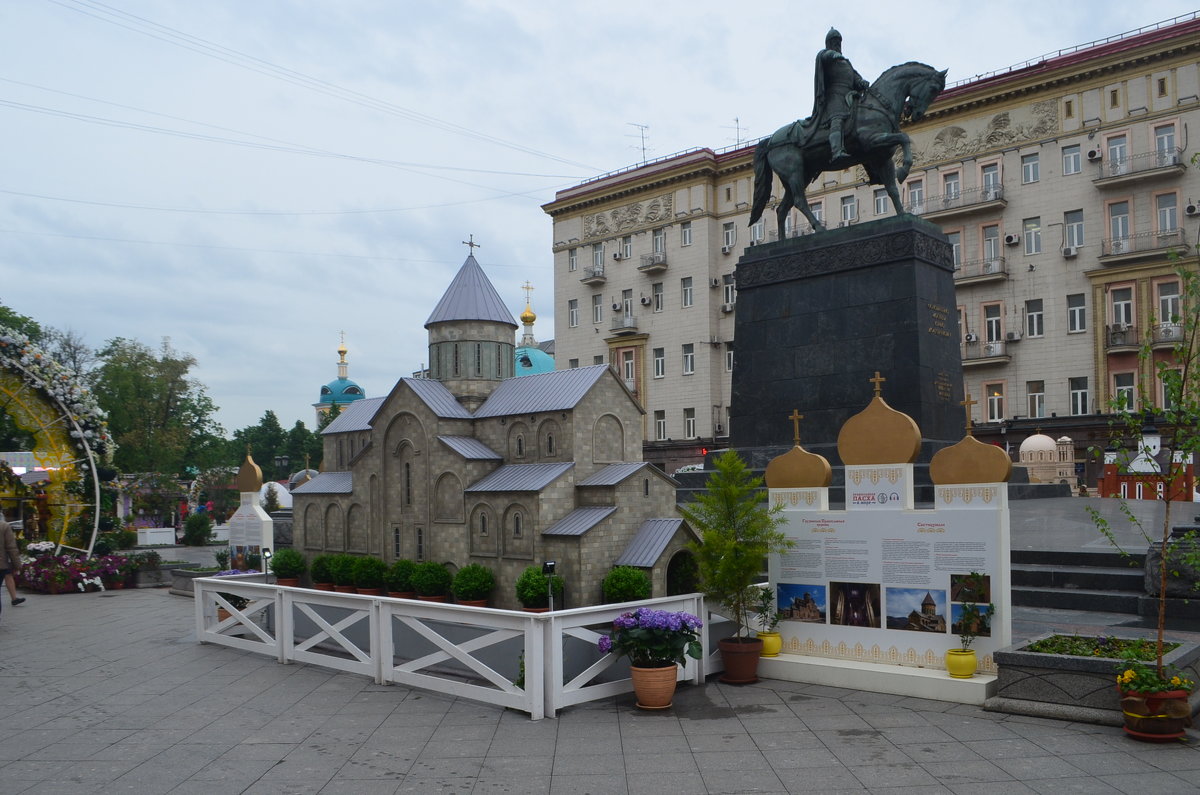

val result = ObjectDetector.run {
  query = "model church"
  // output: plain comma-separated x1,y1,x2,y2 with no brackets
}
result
292,253,697,608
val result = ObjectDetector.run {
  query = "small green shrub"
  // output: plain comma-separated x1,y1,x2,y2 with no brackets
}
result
245,552,262,571
410,561,451,597
182,513,214,546
452,564,495,601
515,565,564,608
213,548,231,569
329,554,357,586
602,566,652,603
116,529,138,549
310,554,334,584
269,548,307,579
92,534,116,557
352,557,388,589
385,559,416,592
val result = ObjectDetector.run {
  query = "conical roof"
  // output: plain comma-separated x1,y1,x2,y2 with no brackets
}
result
424,254,517,328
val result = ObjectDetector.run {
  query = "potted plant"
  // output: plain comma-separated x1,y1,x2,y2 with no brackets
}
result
410,561,451,602
269,548,306,587
754,587,783,658
1115,657,1195,741
597,607,703,709
515,565,564,612
310,554,335,590
948,577,993,679
385,559,416,598
329,554,357,593
602,566,652,604
451,563,495,606
682,450,794,683
352,556,388,595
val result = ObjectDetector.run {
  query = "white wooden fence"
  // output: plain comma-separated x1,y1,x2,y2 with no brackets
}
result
194,576,726,720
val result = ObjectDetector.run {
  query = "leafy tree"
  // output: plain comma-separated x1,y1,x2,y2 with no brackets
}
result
229,410,289,480
316,402,341,432
285,419,323,473
0,302,43,342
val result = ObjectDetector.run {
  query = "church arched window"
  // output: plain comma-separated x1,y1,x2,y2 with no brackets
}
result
546,433,555,456
479,513,488,536
516,435,525,458
404,462,412,506
512,513,522,538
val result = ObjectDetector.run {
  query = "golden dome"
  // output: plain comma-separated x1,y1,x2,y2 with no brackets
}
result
837,396,922,465
234,449,264,493
930,435,1012,484
520,302,537,324
766,445,832,488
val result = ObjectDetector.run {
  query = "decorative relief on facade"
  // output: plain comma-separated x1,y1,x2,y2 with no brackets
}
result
772,489,820,507
938,485,999,504
848,467,903,486
582,194,673,239
781,634,997,672
912,99,1059,164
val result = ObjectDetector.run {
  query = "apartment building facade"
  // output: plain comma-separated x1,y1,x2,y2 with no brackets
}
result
543,15,1200,479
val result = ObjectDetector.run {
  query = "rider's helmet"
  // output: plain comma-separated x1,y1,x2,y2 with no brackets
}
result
825,28,842,49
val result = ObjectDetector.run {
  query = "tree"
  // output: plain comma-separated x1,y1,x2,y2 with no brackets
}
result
285,420,322,473
0,302,43,342
229,410,288,480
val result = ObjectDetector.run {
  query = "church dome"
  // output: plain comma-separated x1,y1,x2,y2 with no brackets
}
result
319,377,365,405
520,303,537,325
1019,432,1056,455
514,345,555,376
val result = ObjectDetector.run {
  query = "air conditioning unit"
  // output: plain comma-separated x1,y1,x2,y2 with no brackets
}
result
1111,239,1128,254
720,303,735,313
1062,246,1078,258
983,259,1001,274
1004,233,1021,246
714,424,725,435
721,245,733,255
1186,203,1199,217
611,302,621,312
639,296,652,306
982,187,999,201
1006,331,1022,342
709,278,721,288
964,332,979,343
1087,148,1103,162
985,342,1003,356
612,252,623,261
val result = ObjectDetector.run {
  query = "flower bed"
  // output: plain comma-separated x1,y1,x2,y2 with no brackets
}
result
17,548,136,593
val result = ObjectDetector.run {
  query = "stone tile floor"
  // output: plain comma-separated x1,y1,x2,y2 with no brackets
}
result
1,587,1198,794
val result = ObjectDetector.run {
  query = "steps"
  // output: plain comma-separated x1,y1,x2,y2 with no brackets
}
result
1011,549,1146,614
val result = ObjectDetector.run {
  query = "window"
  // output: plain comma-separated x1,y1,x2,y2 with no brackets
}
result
726,348,734,372
981,163,1000,195
982,225,1000,262
568,247,578,271
621,288,633,318
404,462,413,505
1109,201,1130,243
1158,280,1181,323
1156,193,1178,233
943,172,960,200
811,202,824,225
1019,153,1038,184
1067,294,1087,332
783,213,795,238
1161,368,1183,410
622,349,635,381
475,343,482,375
1114,372,1136,411
1070,376,1090,415
680,221,693,246
568,299,579,328
568,358,579,368
652,282,664,312
592,243,604,268
512,513,522,538
1062,144,1081,175
874,188,888,215
840,196,857,222
652,227,665,254
947,231,961,267
1023,217,1041,255
682,343,695,375
1026,299,1044,337
722,274,736,305
984,304,1002,342
1109,88,1119,108
750,219,764,243
654,410,667,441
653,347,665,378
684,408,696,439
546,433,555,455
681,277,693,307
1064,98,1074,119
907,179,924,213
620,235,632,259
1111,286,1133,327
1027,381,1045,419
1157,77,1169,98
415,526,424,561
722,222,736,248
516,435,525,458
593,354,604,365
1107,135,1128,175
592,294,603,323
479,513,488,537
985,383,1004,422
1064,210,1084,248
394,526,402,558
1155,124,1177,165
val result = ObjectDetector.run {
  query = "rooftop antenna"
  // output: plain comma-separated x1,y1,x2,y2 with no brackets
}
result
722,117,750,146
627,123,650,165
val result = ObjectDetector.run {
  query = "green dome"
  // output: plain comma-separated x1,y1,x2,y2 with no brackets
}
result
514,346,555,376
319,377,365,405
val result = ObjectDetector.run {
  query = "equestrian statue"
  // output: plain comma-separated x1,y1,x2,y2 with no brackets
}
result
749,28,947,236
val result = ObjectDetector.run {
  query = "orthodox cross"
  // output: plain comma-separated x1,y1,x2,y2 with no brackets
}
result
960,392,977,435
788,409,804,446
869,371,886,398
522,280,535,304
462,234,481,253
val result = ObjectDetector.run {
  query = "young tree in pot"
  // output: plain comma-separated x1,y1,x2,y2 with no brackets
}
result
754,587,784,658
385,559,416,597
451,563,495,606
515,565,564,611
268,548,307,587
948,578,993,679
352,556,388,594
602,566,652,604
410,561,451,601
682,450,794,683
309,554,334,590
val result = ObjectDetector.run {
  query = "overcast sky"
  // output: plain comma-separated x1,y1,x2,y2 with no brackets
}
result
4,1,1197,436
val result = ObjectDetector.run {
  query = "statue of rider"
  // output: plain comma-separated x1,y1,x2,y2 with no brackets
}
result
813,28,870,165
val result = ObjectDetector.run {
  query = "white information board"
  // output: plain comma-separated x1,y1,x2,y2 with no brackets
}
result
227,491,272,570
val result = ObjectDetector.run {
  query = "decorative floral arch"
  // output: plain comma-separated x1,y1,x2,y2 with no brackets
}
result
0,325,113,555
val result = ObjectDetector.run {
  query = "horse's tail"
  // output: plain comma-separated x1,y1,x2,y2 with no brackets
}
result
749,138,772,226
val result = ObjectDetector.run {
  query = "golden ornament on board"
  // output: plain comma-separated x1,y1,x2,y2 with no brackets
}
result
930,436,1012,484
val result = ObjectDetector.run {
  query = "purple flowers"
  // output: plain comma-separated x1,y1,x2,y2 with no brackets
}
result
597,608,703,668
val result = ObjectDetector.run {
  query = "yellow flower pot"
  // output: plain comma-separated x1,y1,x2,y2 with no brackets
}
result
757,631,782,657
945,648,977,678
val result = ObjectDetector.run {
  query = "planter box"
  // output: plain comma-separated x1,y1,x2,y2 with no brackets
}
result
136,527,177,546
985,632,1200,725
169,568,222,596
133,562,193,589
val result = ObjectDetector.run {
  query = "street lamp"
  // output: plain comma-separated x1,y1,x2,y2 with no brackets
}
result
543,561,556,612
273,455,289,478
262,548,272,584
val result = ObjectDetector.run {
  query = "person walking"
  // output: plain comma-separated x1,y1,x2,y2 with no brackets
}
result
0,513,22,620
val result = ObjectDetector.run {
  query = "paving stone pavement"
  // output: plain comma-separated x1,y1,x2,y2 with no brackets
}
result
2,586,1199,794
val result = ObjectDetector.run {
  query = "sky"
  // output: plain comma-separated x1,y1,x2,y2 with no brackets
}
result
4,1,1199,436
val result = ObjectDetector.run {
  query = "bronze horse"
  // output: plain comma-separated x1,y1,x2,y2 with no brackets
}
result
750,62,947,235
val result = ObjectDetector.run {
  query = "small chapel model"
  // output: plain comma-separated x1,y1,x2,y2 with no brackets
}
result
292,252,696,608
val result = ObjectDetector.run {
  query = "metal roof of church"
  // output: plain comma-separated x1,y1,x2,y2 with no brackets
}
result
438,435,502,460
402,378,474,419
291,472,354,494
541,505,617,537
578,462,653,487
615,518,684,568
424,254,517,328
464,462,574,492
321,397,385,434
474,364,609,418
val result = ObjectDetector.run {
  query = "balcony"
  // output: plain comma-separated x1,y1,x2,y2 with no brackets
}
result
1092,147,1186,188
954,256,1007,285
610,315,639,335
1105,324,1140,352
638,252,668,274
1098,229,1186,265
579,264,607,285
1152,322,1185,349
961,338,1010,366
919,185,1006,222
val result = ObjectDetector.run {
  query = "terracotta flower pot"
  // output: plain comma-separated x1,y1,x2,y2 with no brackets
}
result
356,587,384,596
217,607,231,621
1118,688,1193,742
312,582,334,591
457,598,488,607
334,585,356,593
522,606,550,613
388,591,416,599
631,665,679,709
417,594,446,602
718,637,763,684
946,649,978,679
276,577,300,588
